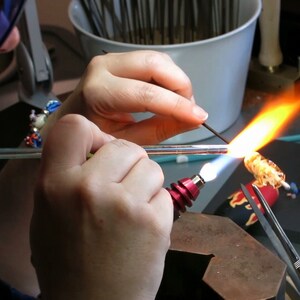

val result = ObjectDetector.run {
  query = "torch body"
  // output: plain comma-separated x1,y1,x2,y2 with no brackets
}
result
166,175,205,220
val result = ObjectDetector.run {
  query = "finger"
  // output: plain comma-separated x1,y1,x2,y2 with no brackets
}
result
93,51,193,98
111,115,200,144
89,75,208,124
41,114,114,171
120,158,164,202
85,139,148,183
148,188,174,235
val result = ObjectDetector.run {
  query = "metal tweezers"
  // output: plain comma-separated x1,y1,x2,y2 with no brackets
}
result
241,183,300,298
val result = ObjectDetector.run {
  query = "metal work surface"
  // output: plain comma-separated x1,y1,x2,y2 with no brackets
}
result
169,212,286,299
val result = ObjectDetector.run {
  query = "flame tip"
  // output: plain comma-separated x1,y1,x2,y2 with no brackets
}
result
228,92,299,158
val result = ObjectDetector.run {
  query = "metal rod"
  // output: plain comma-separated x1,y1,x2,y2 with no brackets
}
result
0,145,229,160
143,144,229,155
0,150,42,160
202,123,230,144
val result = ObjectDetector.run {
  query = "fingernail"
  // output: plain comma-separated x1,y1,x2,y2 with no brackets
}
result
192,106,208,120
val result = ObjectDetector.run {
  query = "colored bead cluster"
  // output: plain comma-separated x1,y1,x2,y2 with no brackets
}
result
24,100,61,148
286,182,300,199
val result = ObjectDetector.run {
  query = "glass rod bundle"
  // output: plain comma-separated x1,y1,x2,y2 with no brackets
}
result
79,0,240,44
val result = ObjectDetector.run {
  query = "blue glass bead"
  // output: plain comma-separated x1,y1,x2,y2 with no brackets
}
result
45,100,61,113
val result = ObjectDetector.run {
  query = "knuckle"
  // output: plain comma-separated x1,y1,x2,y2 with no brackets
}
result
35,174,53,199
35,172,65,205
145,158,164,181
160,188,173,209
88,54,106,67
75,174,100,204
81,56,109,103
109,139,147,156
81,78,96,105
87,53,116,72
176,76,193,94
167,95,187,118
136,158,165,187
58,114,85,127
143,51,171,70
172,95,185,111
137,84,157,109
113,192,136,219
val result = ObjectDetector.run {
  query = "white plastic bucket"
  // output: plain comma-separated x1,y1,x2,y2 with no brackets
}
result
69,0,261,143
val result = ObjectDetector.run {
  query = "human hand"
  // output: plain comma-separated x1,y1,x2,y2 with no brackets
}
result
0,27,20,52
52,50,208,144
30,114,173,300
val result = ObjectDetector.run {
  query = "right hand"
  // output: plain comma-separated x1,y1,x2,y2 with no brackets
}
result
47,50,208,144
30,114,173,300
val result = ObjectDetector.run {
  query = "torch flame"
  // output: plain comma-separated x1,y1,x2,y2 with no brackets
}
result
228,93,300,158
199,89,299,180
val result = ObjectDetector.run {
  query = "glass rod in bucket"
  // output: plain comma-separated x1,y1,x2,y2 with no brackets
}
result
79,0,240,44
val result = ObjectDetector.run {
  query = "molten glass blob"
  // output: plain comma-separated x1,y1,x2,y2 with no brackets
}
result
244,152,285,189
